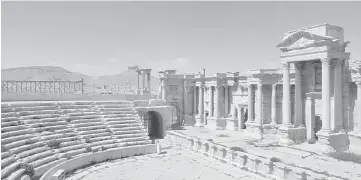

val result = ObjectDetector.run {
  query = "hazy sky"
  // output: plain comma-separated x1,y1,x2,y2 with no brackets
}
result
2,1,361,77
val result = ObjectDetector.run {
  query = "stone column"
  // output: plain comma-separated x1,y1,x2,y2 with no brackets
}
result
247,84,254,122
255,83,263,125
306,96,316,141
271,84,277,126
294,62,303,127
195,85,204,126
142,72,146,90
209,86,214,116
183,82,188,116
193,86,197,115
162,80,167,100
355,81,361,132
147,72,151,91
320,58,331,132
238,107,245,130
333,60,343,131
214,86,220,118
282,62,292,127
225,86,229,117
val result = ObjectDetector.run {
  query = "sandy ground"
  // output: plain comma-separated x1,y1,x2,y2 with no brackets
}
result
65,139,268,180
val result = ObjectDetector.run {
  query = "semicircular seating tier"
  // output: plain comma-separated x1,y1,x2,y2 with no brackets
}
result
1,101,151,180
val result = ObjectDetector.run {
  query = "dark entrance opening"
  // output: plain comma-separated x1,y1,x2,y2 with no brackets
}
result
144,111,163,140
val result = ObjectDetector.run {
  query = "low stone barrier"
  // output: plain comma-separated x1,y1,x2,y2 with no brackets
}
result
39,144,157,180
167,131,345,180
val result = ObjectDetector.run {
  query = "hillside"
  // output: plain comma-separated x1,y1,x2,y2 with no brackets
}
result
1,66,160,94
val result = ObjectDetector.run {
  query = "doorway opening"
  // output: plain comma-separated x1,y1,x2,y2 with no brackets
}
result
144,111,164,139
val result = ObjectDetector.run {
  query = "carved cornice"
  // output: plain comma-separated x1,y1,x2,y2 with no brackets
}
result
281,62,290,70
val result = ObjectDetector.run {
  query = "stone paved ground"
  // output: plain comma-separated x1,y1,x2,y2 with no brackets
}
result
173,126,361,179
65,139,268,180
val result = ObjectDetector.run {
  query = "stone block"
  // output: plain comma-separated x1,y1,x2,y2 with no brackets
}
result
244,123,263,140
149,99,165,106
349,131,361,153
226,118,238,131
316,131,350,152
205,117,217,130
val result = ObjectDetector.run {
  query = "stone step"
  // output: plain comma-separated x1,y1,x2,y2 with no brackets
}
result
78,128,109,135
1,112,18,118
1,134,35,145
16,146,49,159
86,139,117,148
72,122,104,128
30,155,58,168
70,118,103,124
87,136,112,143
13,106,58,112
82,132,111,139
59,148,88,158
107,120,140,125
17,110,60,116
1,151,12,160
1,117,19,122
102,114,136,118
6,102,56,107
112,129,146,135
112,133,146,139
1,129,33,139
1,125,26,133
118,140,152,147
62,111,98,116
22,117,65,123
76,125,107,131
22,150,54,164
98,107,134,111
91,143,118,151
5,138,41,152
1,121,22,128
1,107,15,113
40,132,77,141
6,168,26,180
19,114,62,120
29,121,67,128
59,144,85,153
1,155,16,169
1,162,20,178
109,125,144,130
33,125,69,133
117,136,149,143
104,117,137,121
60,141,81,148
57,136,80,143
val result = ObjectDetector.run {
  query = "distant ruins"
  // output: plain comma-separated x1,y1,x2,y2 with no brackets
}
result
158,24,361,152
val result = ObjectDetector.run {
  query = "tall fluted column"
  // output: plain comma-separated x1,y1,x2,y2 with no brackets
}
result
355,81,361,132
333,60,343,131
162,80,167,100
198,86,204,116
271,84,277,126
183,82,188,116
209,86,214,116
321,58,331,132
214,86,220,118
142,72,146,90
193,86,197,115
306,96,316,141
247,84,254,122
225,86,229,117
147,72,151,91
255,84,263,125
282,62,292,126
294,62,303,127
238,107,245,130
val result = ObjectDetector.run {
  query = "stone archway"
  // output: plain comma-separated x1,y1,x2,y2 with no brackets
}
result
144,111,164,139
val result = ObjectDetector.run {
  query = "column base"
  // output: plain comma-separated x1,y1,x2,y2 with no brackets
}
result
225,118,238,131
277,125,306,146
316,130,350,153
194,114,204,127
244,122,263,140
349,131,361,153
183,114,196,126
206,116,217,130
262,124,278,134
141,90,150,95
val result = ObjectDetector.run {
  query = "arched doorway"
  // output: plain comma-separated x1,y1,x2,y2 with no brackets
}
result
144,111,164,139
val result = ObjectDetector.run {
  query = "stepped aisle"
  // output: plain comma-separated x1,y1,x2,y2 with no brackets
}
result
1,101,152,180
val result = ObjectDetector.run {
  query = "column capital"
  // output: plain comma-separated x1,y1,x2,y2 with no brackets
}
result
355,79,361,86
321,58,332,67
294,62,304,70
281,62,290,69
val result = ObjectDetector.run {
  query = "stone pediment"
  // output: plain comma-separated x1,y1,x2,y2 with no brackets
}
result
276,30,341,52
